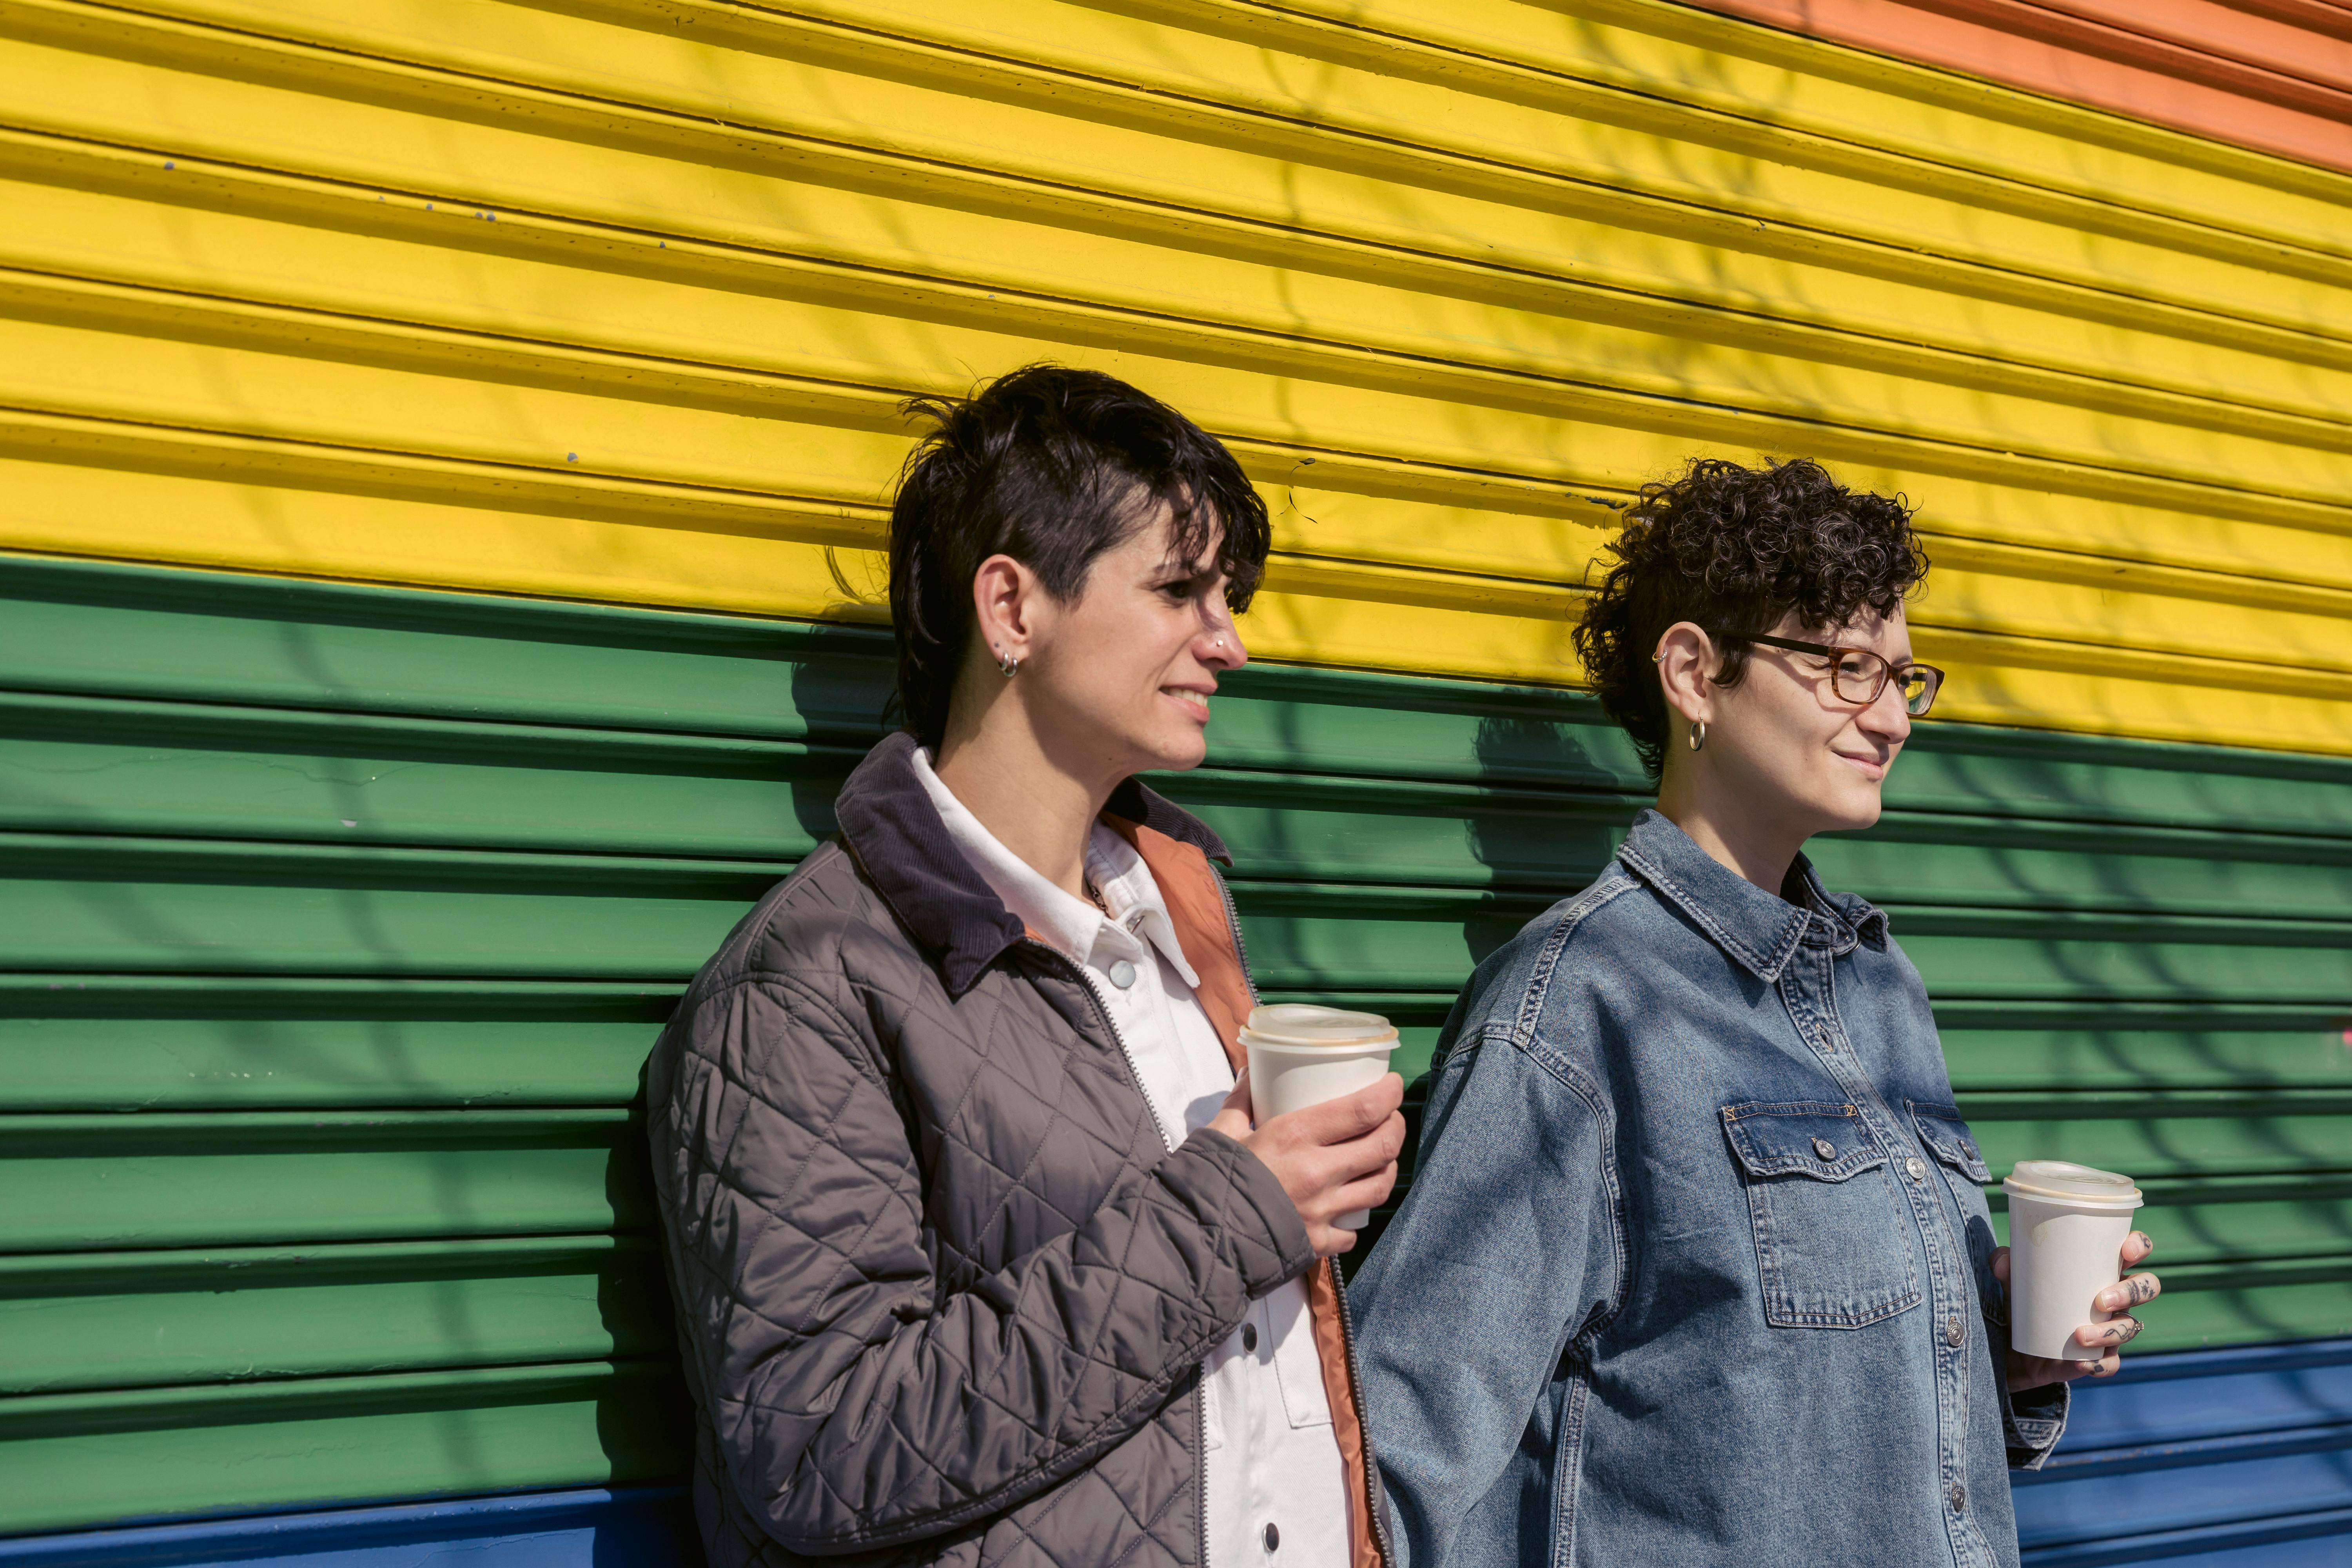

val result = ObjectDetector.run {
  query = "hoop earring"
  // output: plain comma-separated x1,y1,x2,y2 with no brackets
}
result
1688,720,1706,752
996,647,1020,677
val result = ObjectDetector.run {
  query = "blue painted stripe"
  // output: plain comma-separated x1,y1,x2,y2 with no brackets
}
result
2048,1337,2352,1454
2018,1338,2352,1564
2020,1503,2352,1567
0,1490,696,1568
7,1340,2352,1568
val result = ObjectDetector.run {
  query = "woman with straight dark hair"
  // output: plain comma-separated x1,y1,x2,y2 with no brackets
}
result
1349,458,2160,1568
647,365,1404,1568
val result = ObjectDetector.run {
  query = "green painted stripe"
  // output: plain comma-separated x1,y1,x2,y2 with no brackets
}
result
7,553,2352,1531
0,1016,665,1110
0,1361,688,1535
1940,1027,2352,1091
0,1237,666,1397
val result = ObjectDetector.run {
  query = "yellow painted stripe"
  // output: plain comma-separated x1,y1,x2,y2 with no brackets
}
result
5,161,2348,566
7,5,2352,423
16,443,2352,757
49,0,2348,333
2,0,2351,758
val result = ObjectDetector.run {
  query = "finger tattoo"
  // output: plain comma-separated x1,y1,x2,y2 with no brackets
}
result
2103,1318,2141,1346
2127,1276,2158,1305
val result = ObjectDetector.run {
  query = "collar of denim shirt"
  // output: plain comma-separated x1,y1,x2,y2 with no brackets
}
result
1614,808,1890,982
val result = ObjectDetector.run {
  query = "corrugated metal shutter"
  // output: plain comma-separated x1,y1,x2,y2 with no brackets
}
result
6,0,2352,745
1690,0,2352,173
4,0,2351,1544
11,554,2352,1532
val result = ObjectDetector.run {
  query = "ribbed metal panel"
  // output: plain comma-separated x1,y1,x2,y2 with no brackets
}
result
15,1338,2352,1568
5,555,2352,1533
1690,0,2352,175
8,0,2352,1547
1,0,2350,750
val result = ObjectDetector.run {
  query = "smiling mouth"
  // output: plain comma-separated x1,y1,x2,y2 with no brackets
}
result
1164,688,1212,722
1835,750,1888,778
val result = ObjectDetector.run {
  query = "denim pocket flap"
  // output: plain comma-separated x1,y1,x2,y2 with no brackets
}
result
1721,1102,1884,1181
1907,1102,1992,1182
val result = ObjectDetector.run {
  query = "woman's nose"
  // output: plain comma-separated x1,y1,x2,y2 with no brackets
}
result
1863,679,1912,739
1203,608,1248,668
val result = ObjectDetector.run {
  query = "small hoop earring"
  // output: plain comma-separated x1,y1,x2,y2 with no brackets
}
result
1688,720,1707,752
996,648,1020,677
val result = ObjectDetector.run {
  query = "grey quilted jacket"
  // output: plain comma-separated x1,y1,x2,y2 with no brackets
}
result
647,733,1392,1568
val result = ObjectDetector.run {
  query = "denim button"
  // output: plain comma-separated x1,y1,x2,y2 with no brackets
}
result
1906,1156,1927,1182
1812,1137,1836,1161
1241,1323,1258,1353
1946,1314,1965,1347
1263,1522,1279,1552
1950,1483,1966,1512
1107,959,1136,989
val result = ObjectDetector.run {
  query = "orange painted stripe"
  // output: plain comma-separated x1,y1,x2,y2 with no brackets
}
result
1969,0,2352,101
1694,0,2352,174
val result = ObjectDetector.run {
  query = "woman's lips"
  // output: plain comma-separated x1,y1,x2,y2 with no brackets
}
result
1163,688,1212,723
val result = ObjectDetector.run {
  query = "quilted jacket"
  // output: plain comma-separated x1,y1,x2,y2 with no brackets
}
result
646,732,1394,1568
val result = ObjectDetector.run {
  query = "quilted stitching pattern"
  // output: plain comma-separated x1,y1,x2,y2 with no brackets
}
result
648,840,1314,1568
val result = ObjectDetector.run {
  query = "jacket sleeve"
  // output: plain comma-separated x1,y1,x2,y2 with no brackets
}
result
1976,1260,2072,1468
2000,1379,2070,1470
1346,1023,1622,1568
648,949,1315,1557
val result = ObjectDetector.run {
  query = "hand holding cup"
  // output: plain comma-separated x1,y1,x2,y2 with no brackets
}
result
1994,1231,2160,1389
1210,1070,1405,1256
1207,1005,1407,1256
1995,1159,2160,1391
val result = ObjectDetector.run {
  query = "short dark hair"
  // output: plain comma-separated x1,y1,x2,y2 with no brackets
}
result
886,365,1271,747
1573,457,1928,779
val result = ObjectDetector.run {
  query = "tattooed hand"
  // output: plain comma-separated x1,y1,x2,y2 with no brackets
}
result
1991,1230,2160,1394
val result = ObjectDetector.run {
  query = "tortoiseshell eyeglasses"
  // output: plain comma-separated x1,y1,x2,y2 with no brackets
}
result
1714,632,1945,717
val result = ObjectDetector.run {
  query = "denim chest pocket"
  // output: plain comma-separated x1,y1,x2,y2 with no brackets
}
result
1909,1102,2000,1296
1908,1102,1993,1186
1722,1101,1922,1329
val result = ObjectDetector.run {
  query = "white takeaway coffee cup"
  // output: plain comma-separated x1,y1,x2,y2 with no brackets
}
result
1241,1004,1400,1230
2002,1160,2144,1362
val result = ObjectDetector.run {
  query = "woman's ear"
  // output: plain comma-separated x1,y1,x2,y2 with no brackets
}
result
971,554,1042,668
1653,621,1719,727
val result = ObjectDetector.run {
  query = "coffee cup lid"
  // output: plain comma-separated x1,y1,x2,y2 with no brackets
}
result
1242,1004,1397,1048
2002,1160,2142,1208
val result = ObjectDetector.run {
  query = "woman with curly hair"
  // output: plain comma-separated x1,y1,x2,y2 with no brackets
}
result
1347,458,2158,1568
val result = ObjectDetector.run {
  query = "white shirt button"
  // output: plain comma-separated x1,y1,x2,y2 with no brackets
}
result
1107,958,1137,989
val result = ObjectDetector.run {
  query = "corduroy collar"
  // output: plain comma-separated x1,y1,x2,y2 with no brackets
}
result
1614,808,1889,983
830,731,1234,997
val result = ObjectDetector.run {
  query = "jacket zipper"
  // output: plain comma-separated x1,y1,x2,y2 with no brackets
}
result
1207,861,1259,1006
1330,1259,1397,1568
1207,861,1395,1568
1022,938,1210,1565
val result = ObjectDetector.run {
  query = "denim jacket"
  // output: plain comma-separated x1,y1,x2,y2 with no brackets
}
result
1350,810,2066,1568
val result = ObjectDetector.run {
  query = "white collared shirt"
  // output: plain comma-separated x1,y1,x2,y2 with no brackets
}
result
912,748,1352,1568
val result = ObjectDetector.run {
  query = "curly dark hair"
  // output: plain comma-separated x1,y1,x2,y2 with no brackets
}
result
1573,457,1928,779
887,365,1270,747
